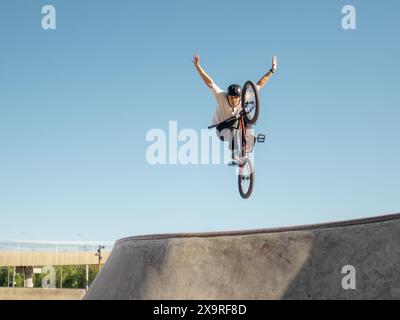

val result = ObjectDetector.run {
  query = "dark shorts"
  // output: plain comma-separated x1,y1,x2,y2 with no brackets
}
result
216,118,238,142
216,119,254,151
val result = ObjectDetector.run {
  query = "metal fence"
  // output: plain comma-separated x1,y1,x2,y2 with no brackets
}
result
0,240,114,253
0,240,116,289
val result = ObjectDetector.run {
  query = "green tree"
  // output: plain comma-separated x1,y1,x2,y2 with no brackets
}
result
2,265,101,289
32,265,100,288
0,268,11,287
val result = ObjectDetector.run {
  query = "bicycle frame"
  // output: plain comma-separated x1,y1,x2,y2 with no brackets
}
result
227,117,251,168
208,109,250,161
235,116,248,159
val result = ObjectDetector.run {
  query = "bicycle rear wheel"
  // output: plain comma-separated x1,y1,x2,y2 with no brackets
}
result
242,81,260,125
238,158,254,199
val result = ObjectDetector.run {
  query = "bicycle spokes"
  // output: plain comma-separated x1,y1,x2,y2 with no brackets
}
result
238,158,254,199
244,101,255,114
244,88,256,120
242,81,260,125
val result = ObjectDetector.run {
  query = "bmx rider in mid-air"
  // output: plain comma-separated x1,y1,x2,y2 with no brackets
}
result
193,53,277,164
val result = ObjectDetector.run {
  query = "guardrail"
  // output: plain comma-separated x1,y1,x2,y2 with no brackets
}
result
0,240,114,252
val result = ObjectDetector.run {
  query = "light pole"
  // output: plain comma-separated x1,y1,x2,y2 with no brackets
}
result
95,245,105,273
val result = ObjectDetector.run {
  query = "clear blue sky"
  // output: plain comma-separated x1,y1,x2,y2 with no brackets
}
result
1,0,399,241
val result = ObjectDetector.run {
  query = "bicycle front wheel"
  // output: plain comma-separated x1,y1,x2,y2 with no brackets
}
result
242,81,260,125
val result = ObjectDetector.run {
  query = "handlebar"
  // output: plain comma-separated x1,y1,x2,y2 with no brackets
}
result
208,115,237,129
207,104,251,129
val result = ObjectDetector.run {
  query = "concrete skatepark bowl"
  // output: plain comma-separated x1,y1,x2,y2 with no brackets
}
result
85,213,400,299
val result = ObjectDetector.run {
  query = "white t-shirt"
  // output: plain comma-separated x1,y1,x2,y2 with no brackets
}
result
210,82,241,126
210,82,260,126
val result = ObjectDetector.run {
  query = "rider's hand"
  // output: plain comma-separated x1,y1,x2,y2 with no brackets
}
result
271,55,278,73
192,52,200,67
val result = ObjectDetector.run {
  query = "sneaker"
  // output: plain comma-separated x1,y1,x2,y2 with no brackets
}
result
228,154,245,167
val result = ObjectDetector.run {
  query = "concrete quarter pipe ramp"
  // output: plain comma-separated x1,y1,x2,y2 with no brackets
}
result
85,213,400,299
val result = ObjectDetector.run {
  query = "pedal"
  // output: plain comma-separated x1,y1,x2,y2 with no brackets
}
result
228,161,237,167
228,158,245,167
256,134,266,143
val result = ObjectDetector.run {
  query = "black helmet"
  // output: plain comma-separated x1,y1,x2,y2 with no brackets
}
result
227,84,242,97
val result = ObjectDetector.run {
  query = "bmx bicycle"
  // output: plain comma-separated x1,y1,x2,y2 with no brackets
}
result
208,81,265,199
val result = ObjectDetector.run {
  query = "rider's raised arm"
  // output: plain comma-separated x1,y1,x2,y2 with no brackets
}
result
256,55,277,90
256,70,273,89
193,53,216,89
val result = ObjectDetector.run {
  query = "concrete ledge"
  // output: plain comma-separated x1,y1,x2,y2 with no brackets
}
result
0,288,86,300
85,212,400,299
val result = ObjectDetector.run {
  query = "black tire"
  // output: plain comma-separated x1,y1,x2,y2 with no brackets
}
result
238,158,254,199
242,80,260,125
